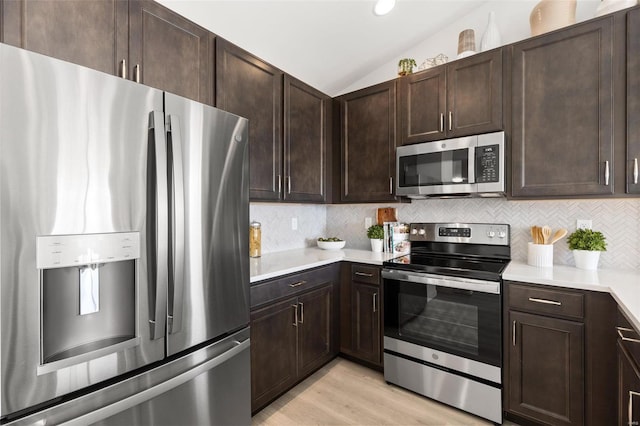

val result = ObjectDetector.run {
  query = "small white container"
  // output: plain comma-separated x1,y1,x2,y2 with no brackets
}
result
370,239,383,253
527,243,553,267
317,240,345,250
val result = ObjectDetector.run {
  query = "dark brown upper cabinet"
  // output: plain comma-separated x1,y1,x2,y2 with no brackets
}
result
283,75,329,203
511,16,617,198
398,48,503,145
216,38,284,201
338,80,397,203
627,8,640,194
128,0,213,105
1,0,213,105
1,0,128,76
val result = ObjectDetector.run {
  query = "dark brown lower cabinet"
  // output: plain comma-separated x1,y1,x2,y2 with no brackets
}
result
507,310,584,426
250,297,298,412
340,263,382,368
250,265,338,414
504,281,616,426
352,282,380,365
618,340,640,426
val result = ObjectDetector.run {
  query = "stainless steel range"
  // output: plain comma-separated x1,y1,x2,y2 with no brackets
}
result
382,222,510,424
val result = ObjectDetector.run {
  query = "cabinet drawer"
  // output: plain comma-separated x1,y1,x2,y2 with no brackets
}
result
351,264,380,285
251,264,337,309
507,282,584,320
618,308,640,368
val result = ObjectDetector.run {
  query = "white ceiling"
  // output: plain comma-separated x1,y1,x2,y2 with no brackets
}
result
158,0,491,97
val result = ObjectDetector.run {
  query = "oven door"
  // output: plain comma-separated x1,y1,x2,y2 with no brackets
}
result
395,136,476,197
382,269,501,367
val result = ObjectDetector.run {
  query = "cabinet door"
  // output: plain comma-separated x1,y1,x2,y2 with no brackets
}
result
352,282,381,366
297,285,333,378
340,81,397,202
283,75,328,202
1,0,128,75
128,0,212,105
216,38,283,201
447,49,502,138
511,17,615,197
250,297,297,413
508,311,584,426
398,67,446,144
628,8,640,194
618,340,640,426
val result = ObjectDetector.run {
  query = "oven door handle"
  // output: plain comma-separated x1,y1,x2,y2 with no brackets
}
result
381,269,500,295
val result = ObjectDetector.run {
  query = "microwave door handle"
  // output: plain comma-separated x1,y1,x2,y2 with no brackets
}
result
468,146,476,183
148,111,169,341
167,115,185,335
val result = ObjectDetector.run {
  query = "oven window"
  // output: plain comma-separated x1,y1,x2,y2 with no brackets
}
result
384,278,501,366
399,289,479,355
399,149,469,187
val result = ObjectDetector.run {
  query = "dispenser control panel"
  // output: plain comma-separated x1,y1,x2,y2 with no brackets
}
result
36,232,140,268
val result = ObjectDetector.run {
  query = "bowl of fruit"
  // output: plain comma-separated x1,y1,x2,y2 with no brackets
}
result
317,237,345,250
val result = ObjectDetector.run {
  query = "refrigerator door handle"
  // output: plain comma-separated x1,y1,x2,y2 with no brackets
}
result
167,114,185,335
58,338,251,426
148,111,169,341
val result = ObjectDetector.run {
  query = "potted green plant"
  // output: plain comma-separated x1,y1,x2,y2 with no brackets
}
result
567,228,607,270
367,224,385,252
397,58,417,76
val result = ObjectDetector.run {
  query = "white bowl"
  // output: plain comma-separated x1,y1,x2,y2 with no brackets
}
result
317,240,345,250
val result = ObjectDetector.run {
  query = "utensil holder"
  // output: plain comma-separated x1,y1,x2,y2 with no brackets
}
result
527,243,553,267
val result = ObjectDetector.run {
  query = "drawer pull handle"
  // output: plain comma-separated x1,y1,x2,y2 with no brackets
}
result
289,280,307,288
617,326,640,344
292,304,298,327
528,297,562,306
355,272,374,277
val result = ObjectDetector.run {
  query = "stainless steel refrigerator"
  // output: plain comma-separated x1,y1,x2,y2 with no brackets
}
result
0,43,250,425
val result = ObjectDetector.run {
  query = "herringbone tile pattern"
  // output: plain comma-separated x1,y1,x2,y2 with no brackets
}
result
250,199,640,270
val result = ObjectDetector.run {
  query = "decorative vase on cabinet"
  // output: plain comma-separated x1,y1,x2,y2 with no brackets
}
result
480,11,501,51
530,0,577,36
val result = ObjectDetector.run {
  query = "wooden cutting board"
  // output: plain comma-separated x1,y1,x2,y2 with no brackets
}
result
377,207,398,224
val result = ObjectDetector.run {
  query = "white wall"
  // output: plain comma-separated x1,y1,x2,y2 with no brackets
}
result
338,0,600,95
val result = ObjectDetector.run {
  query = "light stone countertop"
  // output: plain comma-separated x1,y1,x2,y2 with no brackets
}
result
249,247,398,283
504,261,640,332
249,248,640,332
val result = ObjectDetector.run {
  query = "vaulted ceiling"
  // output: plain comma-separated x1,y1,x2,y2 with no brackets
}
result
158,0,490,96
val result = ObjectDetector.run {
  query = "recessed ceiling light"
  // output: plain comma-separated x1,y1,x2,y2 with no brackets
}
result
373,0,396,16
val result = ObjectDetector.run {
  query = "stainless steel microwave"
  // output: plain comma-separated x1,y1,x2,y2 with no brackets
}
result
396,131,505,198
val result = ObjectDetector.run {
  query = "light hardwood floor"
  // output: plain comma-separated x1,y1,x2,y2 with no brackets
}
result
252,357,512,426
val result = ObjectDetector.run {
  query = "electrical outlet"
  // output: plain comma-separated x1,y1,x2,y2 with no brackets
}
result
291,217,298,231
365,217,372,230
576,219,592,230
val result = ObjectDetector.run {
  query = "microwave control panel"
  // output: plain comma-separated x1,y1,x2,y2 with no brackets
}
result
476,144,500,183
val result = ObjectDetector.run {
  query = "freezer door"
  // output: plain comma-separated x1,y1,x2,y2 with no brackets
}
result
0,44,165,417
164,93,250,356
4,328,251,426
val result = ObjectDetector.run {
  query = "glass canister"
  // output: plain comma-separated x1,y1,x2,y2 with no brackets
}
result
249,221,261,258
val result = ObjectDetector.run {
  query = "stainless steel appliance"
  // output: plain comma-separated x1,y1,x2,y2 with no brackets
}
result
382,223,510,424
0,43,250,425
395,131,505,198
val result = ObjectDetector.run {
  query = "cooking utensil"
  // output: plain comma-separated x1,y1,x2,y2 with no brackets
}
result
542,225,551,244
530,225,543,244
549,228,568,245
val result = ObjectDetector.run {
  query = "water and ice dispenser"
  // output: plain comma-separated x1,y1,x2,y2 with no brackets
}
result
36,232,140,370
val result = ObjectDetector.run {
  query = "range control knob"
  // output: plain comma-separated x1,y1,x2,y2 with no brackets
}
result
498,231,507,239
418,229,426,236
487,231,496,238
411,228,418,235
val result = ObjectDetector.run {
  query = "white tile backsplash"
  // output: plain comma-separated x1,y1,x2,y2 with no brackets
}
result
251,198,640,271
